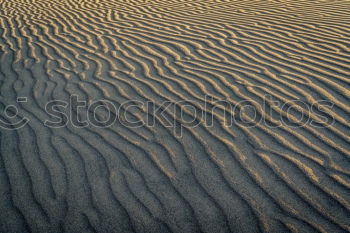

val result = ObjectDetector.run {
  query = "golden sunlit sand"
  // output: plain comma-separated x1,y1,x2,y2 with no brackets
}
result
0,0,349,232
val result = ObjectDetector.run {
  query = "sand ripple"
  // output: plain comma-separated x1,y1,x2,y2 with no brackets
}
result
0,0,350,232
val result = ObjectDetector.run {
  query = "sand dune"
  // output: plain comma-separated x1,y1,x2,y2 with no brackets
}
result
0,0,350,232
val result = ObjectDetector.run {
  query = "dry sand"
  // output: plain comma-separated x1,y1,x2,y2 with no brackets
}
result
0,0,350,232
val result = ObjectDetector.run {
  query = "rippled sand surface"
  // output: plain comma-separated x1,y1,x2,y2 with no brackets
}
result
0,0,350,232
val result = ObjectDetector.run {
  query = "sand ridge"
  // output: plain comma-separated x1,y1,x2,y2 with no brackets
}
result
0,0,350,232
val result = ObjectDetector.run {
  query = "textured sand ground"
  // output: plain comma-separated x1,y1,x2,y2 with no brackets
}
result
0,0,350,232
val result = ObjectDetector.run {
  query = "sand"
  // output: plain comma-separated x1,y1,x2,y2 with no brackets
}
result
0,0,349,232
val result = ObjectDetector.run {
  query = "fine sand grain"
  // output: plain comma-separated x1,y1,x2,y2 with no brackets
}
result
0,0,350,232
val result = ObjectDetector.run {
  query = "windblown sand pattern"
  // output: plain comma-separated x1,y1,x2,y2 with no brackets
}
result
1,0,350,232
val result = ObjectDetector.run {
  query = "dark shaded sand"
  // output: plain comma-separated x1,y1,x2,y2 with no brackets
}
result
0,0,350,232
